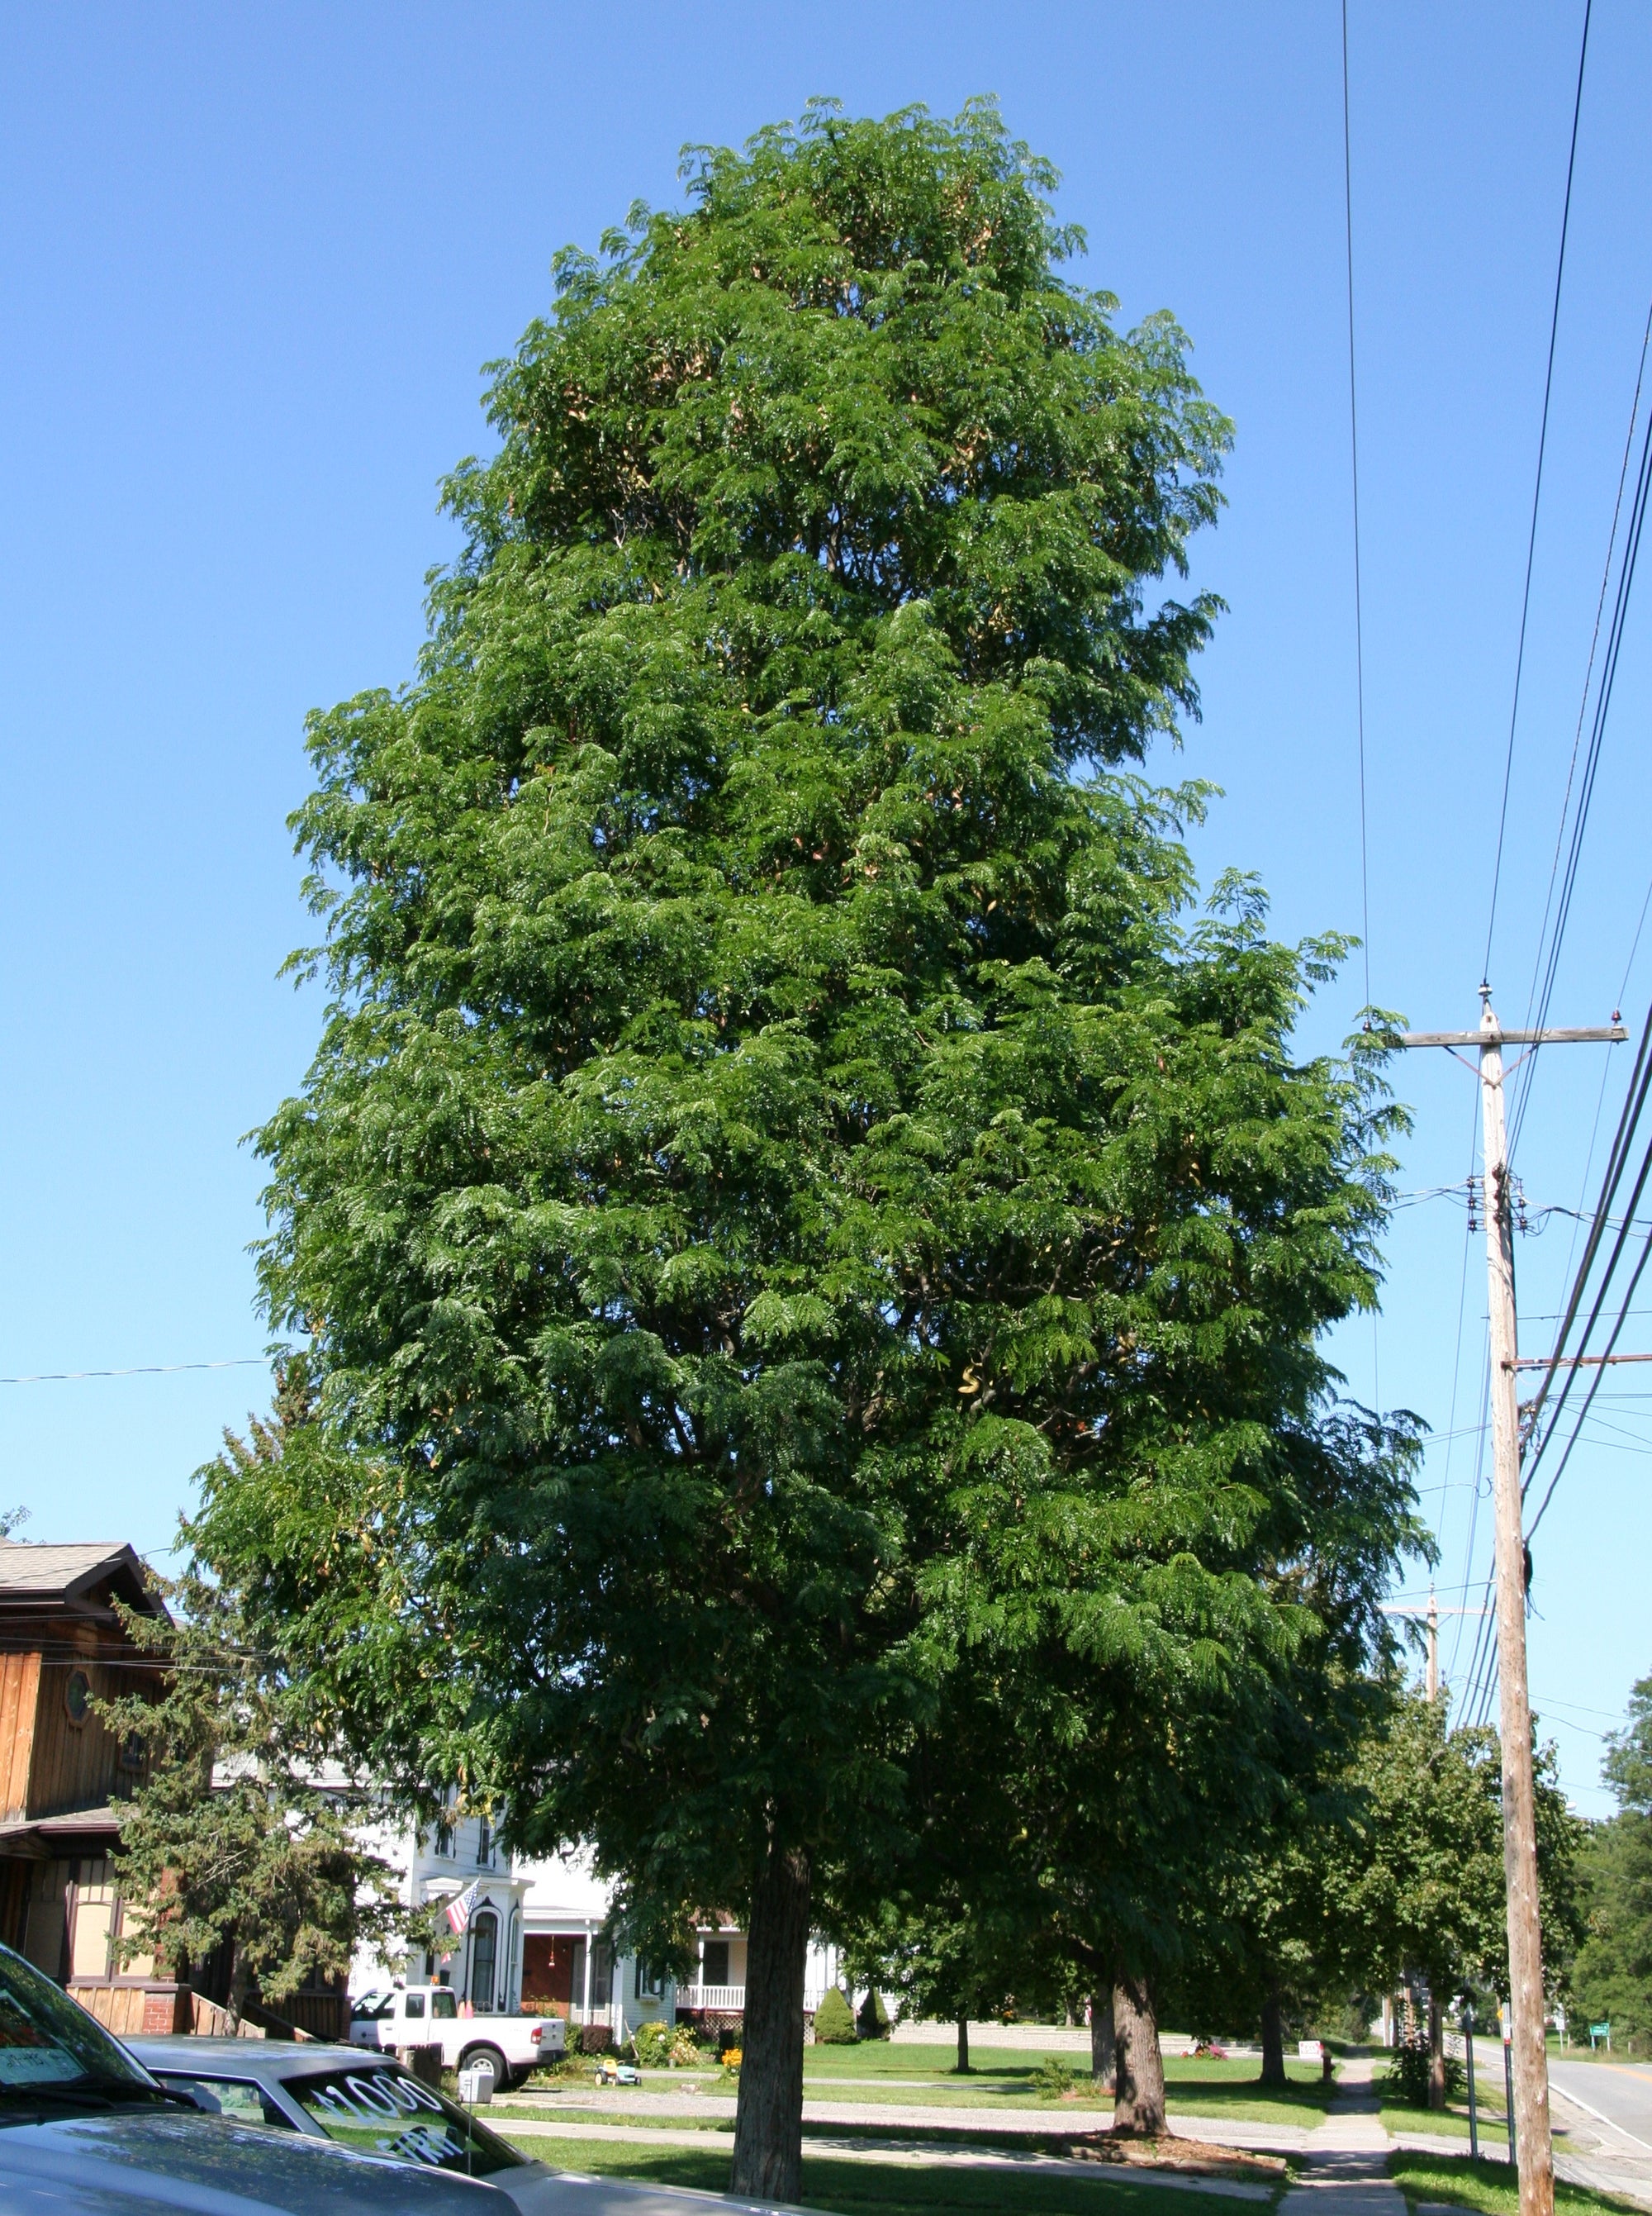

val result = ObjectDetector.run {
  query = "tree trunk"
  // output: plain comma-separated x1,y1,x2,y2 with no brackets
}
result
956,2013,971,2074
730,1841,810,2201
1113,1969,1166,2136
1090,1989,1115,2085
224,1945,251,2037
1260,1989,1287,2088
1428,1991,1446,2111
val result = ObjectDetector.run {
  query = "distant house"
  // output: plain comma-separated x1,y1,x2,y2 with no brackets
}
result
0,1542,187,2033
353,1809,845,2044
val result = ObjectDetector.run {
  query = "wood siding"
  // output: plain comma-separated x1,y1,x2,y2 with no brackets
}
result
26,1659,131,1820
0,1653,41,1821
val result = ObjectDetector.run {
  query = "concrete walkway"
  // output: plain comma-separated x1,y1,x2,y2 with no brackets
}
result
1273,2057,1408,2216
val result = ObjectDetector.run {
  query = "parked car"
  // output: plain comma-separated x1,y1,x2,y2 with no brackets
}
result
0,1941,507,2214
350,1985,563,2088
128,2038,790,2216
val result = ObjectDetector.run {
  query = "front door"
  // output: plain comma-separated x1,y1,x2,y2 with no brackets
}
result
468,1909,498,2012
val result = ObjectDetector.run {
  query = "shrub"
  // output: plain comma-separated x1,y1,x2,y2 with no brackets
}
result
631,2019,676,2067
1033,2057,1079,2100
857,1988,890,2040
1380,2034,1464,2108
813,1988,857,2044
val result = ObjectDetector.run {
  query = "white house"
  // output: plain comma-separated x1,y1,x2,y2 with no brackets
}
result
353,1800,845,2046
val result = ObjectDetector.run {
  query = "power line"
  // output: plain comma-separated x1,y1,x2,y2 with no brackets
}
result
1340,0,1372,1015
0,1359,266,1387
1510,369,1652,1159
1510,296,1652,1161
1522,1005,1652,1438
1482,0,1593,982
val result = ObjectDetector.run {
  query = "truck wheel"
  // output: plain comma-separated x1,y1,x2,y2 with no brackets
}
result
459,2042,508,2092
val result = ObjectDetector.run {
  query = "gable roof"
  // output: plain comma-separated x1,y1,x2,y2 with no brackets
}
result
0,1543,165,1619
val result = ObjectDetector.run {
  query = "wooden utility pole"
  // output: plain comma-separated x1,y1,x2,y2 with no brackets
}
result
1400,992,1626,2216
1379,1592,1488,1705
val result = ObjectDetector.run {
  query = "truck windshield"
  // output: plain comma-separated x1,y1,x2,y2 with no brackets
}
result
286,2064,525,2176
0,1943,166,2120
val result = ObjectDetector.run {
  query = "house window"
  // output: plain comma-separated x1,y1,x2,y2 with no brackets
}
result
434,1814,453,1858
589,1943,612,2009
476,1816,491,1867
701,1940,729,1988
634,1957,660,2000
64,1672,91,1727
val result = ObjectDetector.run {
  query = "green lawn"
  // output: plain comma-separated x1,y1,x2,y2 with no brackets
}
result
1389,2149,1645,2216
511,2051,1336,2132
800,2049,1335,2127
538,2136,1270,2216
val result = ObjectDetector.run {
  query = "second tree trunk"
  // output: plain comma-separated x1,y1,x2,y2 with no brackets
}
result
1260,1990,1286,2088
1090,1988,1115,2085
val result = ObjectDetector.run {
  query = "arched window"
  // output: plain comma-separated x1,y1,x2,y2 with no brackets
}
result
468,1909,498,2013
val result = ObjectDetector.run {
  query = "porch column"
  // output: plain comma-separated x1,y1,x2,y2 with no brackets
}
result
581,1924,592,2023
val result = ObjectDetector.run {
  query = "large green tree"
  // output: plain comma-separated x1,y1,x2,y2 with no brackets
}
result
205,101,1411,2195
1572,1673,1652,2049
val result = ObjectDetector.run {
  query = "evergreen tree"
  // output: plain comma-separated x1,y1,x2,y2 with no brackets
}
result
100,1367,406,2030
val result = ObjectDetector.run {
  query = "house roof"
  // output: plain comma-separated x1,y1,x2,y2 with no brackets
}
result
0,1543,165,1619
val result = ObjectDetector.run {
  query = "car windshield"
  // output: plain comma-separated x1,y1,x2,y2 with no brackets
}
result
0,1943,164,2119
286,2063,526,2176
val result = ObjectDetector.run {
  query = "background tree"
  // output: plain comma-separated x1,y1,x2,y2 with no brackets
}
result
1328,1691,1584,2106
202,98,1417,2198
100,1370,407,2031
846,1890,1030,2074
1571,1672,1652,2050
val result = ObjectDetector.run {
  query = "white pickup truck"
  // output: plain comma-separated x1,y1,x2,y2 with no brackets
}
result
348,1985,565,2088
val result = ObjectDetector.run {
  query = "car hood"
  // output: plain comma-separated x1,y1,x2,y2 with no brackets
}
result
0,2107,506,2214
501,2159,799,2216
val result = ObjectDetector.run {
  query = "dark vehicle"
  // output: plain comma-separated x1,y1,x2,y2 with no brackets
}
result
0,1940,507,2214
127,2038,792,2215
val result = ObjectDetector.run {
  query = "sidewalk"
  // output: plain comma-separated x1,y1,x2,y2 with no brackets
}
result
1274,2058,1408,2216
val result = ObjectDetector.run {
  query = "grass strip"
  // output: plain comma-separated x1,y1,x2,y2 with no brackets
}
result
536,2135,1272,2215
1388,2150,1645,2216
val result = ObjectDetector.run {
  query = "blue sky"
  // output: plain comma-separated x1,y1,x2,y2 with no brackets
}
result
1,2,1648,1813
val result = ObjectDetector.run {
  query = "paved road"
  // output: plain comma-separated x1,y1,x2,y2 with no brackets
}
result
1550,2057,1652,2149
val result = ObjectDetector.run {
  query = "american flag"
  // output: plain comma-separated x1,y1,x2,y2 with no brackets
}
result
444,1881,482,1937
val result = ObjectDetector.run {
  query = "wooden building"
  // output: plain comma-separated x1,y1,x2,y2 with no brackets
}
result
0,1540,197,2033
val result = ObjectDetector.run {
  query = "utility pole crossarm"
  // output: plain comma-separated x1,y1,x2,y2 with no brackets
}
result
1398,1026,1626,1048
1513,1351,1652,1371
